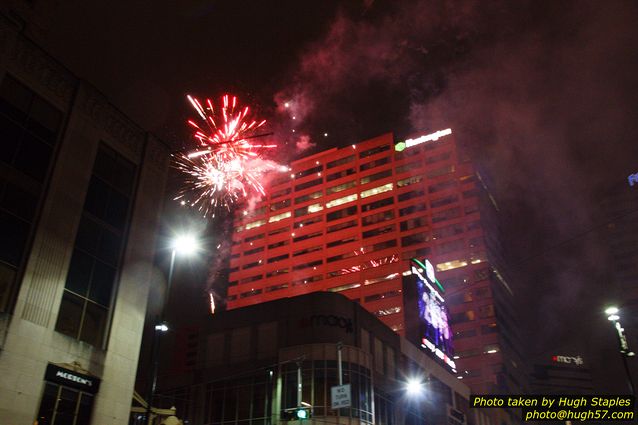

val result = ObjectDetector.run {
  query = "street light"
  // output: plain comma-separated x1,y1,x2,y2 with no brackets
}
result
146,234,200,424
406,377,424,397
605,306,635,396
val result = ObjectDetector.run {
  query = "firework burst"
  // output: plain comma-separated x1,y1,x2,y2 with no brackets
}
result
174,94,282,215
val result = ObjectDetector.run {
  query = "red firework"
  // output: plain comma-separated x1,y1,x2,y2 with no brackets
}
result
174,94,281,215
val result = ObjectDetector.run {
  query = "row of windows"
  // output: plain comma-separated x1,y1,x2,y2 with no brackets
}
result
234,217,481,261
449,304,495,324
265,153,458,207
237,174,473,232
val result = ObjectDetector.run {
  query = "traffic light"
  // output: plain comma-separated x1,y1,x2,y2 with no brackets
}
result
281,407,312,421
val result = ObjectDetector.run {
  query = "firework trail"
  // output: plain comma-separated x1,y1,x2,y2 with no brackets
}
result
174,94,283,215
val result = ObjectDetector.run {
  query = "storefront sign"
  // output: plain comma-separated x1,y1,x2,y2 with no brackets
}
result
552,355,584,366
301,315,354,333
44,363,100,394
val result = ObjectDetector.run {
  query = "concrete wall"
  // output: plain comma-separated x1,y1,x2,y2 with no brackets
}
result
0,14,169,425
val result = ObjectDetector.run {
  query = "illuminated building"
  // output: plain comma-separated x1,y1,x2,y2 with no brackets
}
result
227,131,526,394
0,14,169,425
156,292,516,425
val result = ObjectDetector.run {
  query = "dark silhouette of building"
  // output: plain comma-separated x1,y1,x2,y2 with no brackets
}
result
157,292,517,425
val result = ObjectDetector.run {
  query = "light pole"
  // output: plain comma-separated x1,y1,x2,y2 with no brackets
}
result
145,234,199,425
605,306,635,396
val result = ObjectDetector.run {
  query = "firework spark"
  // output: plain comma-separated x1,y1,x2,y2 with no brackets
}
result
174,94,281,215
339,249,400,275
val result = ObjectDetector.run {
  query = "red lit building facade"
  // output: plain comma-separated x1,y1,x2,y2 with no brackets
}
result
227,132,525,394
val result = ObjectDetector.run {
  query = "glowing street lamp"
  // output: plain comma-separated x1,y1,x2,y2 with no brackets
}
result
406,378,424,397
146,233,201,424
604,306,635,396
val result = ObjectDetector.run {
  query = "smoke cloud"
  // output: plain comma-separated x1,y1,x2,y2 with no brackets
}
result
274,0,638,388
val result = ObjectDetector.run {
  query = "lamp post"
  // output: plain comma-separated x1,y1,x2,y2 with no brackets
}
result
145,234,199,425
605,306,635,396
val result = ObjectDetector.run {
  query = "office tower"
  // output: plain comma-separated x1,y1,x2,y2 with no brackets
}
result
227,130,525,394
0,15,169,424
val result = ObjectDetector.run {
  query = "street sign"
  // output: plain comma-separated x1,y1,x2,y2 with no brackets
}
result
330,384,351,409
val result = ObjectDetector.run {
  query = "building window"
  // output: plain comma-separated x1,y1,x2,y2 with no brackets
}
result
268,226,289,236
327,154,355,168
428,180,456,193
450,311,475,324
293,245,322,257
326,205,357,222
0,76,63,312
294,190,323,204
401,231,430,247
361,196,393,212
426,164,455,178
327,219,357,233
270,187,291,199
245,233,265,242
362,224,395,239
293,215,323,229
291,274,323,286
425,151,451,164
359,144,390,158
266,283,289,292
431,207,461,223
325,193,357,209
395,160,421,174
360,169,392,185
296,165,323,179
326,179,356,194
396,175,424,188
360,156,390,171
327,167,356,182
267,240,289,250
360,183,393,199
0,75,62,181
294,203,323,217
292,259,323,271
244,246,264,256
327,251,358,263
362,210,394,226
293,231,323,243
438,239,465,254
268,211,291,223
399,216,428,232
397,189,424,202
453,328,478,339
327,236,358,248
239,274,263,284
430,194,459,209
270,198,291,211
364,290,401,303
266,268,289,278
245,219,266,230
432,223,464,239
267,253,289,264
36,382,94,425
55,145,136,347
295,177,323,192
240,288,262,299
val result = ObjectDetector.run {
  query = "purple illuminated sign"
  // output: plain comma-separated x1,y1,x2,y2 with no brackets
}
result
411,259,456,371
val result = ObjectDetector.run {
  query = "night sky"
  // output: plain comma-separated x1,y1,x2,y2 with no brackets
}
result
23,0,638,392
